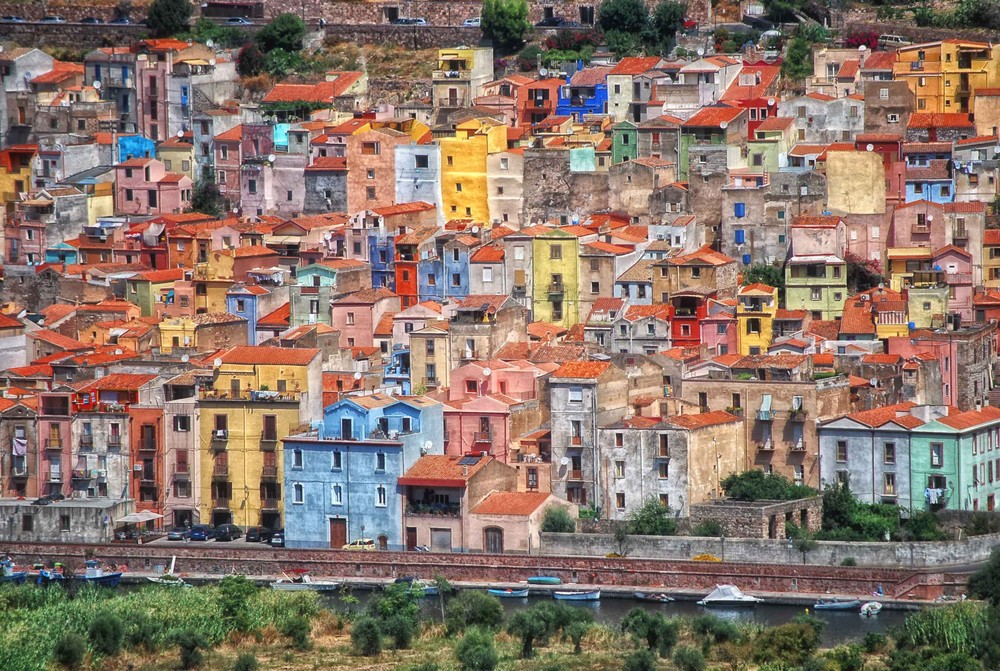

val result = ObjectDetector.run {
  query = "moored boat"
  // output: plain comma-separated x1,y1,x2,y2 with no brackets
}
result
527,576,562,585
553,590,601,601
635,591,675,603
29,562,65,585
697,584,761,607
860,601,883,617
488,588,529,598
147,557,190,587
77,559,123,587
271,573,340,591
0,556,25,584
814,599,861,611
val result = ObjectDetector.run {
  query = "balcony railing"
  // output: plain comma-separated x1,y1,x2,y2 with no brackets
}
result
571,435,582,446
212,464,229,478
139,442,156,453
107,435,122,448
757,409,775,421
262,465,278,479
790,442,806,452
45,438,63,450
11,465,28,479
568,469,584,481
80,434,94,449
406,502,461,516
473,431,492,443
212,498,230,510
262,498,279,510
140,471,155,483
47,471,63,482
261,436,278,449
424,377,440,388
433,69,472,80
788,409,807,421
548,282,564,296
757,441,774,451
461,350,480,360
71,468,91,480
171,465,190,479
212,429,229,442
437,97,467,107
912,224,930,234
953,228,969,241
200,389,300,402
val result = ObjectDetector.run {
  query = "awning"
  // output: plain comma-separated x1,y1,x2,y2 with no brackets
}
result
116,511,163,524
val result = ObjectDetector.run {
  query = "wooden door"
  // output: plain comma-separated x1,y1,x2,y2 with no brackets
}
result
484,527,504,554
405,527,417,551
329,519,347,548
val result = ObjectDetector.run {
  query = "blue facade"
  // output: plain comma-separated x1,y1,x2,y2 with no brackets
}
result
45,243,79,265
555,68,609,120
282,396,443,549
614,280,652,305
118,135,156,163
417,239,471,303
905,180,955,204
226,287,259,345
383,347,411,394
368,231,396,291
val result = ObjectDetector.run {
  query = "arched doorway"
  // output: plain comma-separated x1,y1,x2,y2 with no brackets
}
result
484,527,504,554
378,534,389,551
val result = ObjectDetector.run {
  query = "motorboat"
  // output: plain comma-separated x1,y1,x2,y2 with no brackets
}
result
697,584,761,607
553,590,600,601
29,562,65,584
488,588,529,598
0,556,25,584
77,559,123,587
147,557,191,587
635,591,675,603
860,601,883,617
271,573,340,591
527,576,562,585
394,576,438,596
814,598,861,611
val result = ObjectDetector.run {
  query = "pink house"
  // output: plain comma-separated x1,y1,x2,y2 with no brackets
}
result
890,200,946,250
933,245,974,320
700,299,737,356
329,287,400,348
214,125,243,205
115,158,192,215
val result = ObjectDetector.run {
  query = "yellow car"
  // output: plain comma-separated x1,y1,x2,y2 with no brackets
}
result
342,538,377,551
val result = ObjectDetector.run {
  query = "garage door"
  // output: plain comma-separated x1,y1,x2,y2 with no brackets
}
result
430,528,452,552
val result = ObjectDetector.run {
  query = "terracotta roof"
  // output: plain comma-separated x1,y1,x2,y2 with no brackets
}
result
862,353,902,365
861,51,896,70
31,61,83,85
793,214,843,228
906,159,951,181
471,491,554,516
551,361,611,379
527,321,567,340
262,73,364,104
907,112,974,129
812,353,834,366
191,312,245,326
306,156,348,171
617,258,656,284
232,245,279,258
29,329,90,351
839,299,875,335
333,287,397,304
7,364,53,378
903,141,952,153
944,201,985,213
373,312,396,337
81,373,156,391
739,283,775,295
133,267,185,283
985,230,1000,246
624,304,671,321
682,106,745,128
610,57,663,76
667,244,735,267
470,245,505,263
719,65,780,102
372,201,435,217
398,454,492,487
956,134,998,146
844,402,917,427
568,66,613,88
457,294,509,314
0,312,22,329
665,410,741,429
734,353,808,369
938,405,1000,430
584,240,632,255
755,116,794,132
774,309,807,320
219,346,318,366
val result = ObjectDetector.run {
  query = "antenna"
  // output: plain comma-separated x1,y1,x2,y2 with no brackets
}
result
213,357,222,368
539,67,549,77
93,80,102,90
267,154,276,163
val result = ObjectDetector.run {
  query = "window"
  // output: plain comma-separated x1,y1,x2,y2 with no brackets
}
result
361,142,381,155
615,432,623,447
550,244,562,260
884,442,896,465
125,188,134,201
367,169,375,180
332,484,343,505
366,186,376,200
591,281,600,294
376,452,386,472
483,267,493,283
568,387,583,403
500,157,509,170
930,443,944,468
615,492,626,509
811,287,822,301
836,440,848,462
22,514,32,532
376,485,387,507
262,415,277,442
514,246,524,261
614,460,625,478
60,514,70,532
292,448,303,469
658,462,669,479
527,467,538,490
446,155,453,166
879,87,889,100
451,273,461,287
173,415,190,432
428,273,436,286
293,483,304,504
346,312,355,325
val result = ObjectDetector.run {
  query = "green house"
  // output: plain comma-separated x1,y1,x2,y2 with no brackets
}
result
611,121,638,165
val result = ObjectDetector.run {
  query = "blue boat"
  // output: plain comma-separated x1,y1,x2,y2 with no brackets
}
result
0,557,26,584
488,588,529,598
29,563,65,585
553,590,600,601
814,599,861,611
527,576,562,585
77,560,123,587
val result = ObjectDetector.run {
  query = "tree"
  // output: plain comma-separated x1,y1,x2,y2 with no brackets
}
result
53,633,86,670
598,0,649,35
88,613,124,657
481,0,532,54
565,620,591,654
623,648,658,671
781,36,813,83
190,177,226,218
626,497,677,536
721,470,816,502
381,614,417,650
279,615,312,650
845,251,883,293
541,504,576,532
256,14,306,53
622,608,680,656
970,549,1000,606
445,591,504,635
455,628,498,671
506,609,550,658
650,1,686,52
237,43,266,78
170,629,208,670
234,654,259,671
741,263,784,290
612,525,633,557
752,623,819,667
146,0,192,37
673,646,707,671
218,575,258,633
350,616,382,656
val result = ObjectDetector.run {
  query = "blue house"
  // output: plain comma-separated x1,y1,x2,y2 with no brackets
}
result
45,242,79,265
226,284,268,345
555,64,611,120
282,394,443,549
117,134,156,164
903,145,954,204
417,234,475,303
383,346,411,394
368,228,395,291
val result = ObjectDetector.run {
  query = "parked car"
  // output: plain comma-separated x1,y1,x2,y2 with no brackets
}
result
392,17,427,25
166,526,191,541
463,17,481,27
270,529,285,547
342,538,377,551
226,17,253,25
258,527,278,544
214,524,243,542
535,16,578,27
189,525,214,541
0,16,26,23
40,15,67,23
80,17,104,24
109,16,133,24
244,526,264,543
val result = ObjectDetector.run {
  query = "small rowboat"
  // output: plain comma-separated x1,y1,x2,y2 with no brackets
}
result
271,574,340,591
860,601,883,617
527,576,562,585
814,599,861,611
77,560,122,587
553,590,600,601
635,591,675,603
488,588,529,598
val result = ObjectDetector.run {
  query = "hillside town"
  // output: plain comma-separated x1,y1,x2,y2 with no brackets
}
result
2,6,1000,560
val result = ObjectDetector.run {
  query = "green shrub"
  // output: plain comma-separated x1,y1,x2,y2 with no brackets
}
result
690,614,740,652
455,628,498,671
404,664,440,671
256,13,306,52
862,631,888,654
673,645,706,671
506,608,550,658
541,505,576,532
53,632,86,669
841,557,857,567
382,614,417,649
218,575,258,632
824,644,865,671
279,615,311,650
627,497,677,536
351,616,382,656
366,582,422,625
234,653,259,671
127,613,162,650
691,520,723,536
565,620,591,654
623,648,657,671
445,590,504,635
171,629,208,670
752,623,819,667
722,470,816,501
88,613,124,657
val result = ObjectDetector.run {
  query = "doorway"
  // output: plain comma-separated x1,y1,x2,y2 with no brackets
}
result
330,518,347,548
430,528,452,552
406,526,417,551
484,527,504,554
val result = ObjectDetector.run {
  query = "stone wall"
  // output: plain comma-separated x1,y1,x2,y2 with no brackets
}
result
0,23,149,51
689,497,824,540
0,539,955,598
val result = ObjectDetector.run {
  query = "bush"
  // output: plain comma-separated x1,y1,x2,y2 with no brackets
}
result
517,44,543,71
841,557,857,567
234,653,259,671
506,609,550,658
256,13,306,52
673,645,706,671
88,613,124,657
690,614,740,650
53,633,86,670
146,0,192,36
565,620,591,654
171,629,208,670
627,497,677,536
127,613,161,651
622,648,657,671
279,615,311,650
541,505,576,532
691,520,723,536
445,591,505,635
455,628,498,671
862,632,888,654
367,582,422,625
752,623,819,667
237,43,266,78
382,614,418,649
598,0,649,35
622,608,678,656
219,575,258,633
482,0,532,54
722,470,816,501
351,616,382,656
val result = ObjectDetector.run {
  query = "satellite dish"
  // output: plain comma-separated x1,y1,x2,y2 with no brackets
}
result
858,45,867,52
267,154,276,163
471,225,480,234
560,457,570,466
539,67,549,77
719,121,728,130
482,367,492,377
213,357,222,368
206,39,215,48
869,377,878,387
424,440,432,450
353,371,362,380
767,98,775,106
232,208,239,214
927,215,933,222
181,354,190,362
114,348,123,355
176,130,184,138
93,80,102,90
696,47,705,57
324,231,333,241
209,58,217,67
866,143,874,152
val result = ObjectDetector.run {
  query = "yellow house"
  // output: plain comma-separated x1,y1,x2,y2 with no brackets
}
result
985,230,1000,287
439,118,506,223
159,316,198,353
0,145,36,216
894,40,1000,114
736,283,777,355
157,133,196,180
87,182,115,225
197,346,322,528
527,226,580,327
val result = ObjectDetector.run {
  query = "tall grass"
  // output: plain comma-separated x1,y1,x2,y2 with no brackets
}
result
897,600,987,655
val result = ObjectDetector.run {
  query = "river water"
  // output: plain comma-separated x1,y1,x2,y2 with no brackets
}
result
321,592,909,647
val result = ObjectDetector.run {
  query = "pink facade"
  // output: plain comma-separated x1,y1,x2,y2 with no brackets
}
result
214,135,242,205
934,246,974,320
38,392,73,498
890,200,947,250
701,301,737,355
137,48,171,141
345,128,409,213
330,289,401,348
115,158,192,215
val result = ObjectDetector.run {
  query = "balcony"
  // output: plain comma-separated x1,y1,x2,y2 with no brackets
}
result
11,466,28,479
757,441,774,451
262,465,278,479
140,471,155,483
45,438,63,450
71,469,91,480
212,429,229,442
548,282,564,298
461,350,480,360
138,442,156,454
910,61,925,71
911,224,931,234
568,469,584,481
171,465,190,480
790,442,806,452
260,436,277,450
82,402,129,414
406,501,461,516
473,431,492,444
212,497,230,510
725,406,744,417
437,97,467,107
80,434,94,449
261,498,279,510
424,377,440,388
433,69,472,80
212,463,229,479
788,409,808,422
47,471,63,483
953,228,969,243
107,435,122,449
512,285,526,298
757,409,775,421
200,389,300,402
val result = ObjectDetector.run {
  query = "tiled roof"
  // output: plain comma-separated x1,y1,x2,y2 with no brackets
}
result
856,133,902,143
214,125,242,142
812,353,835,366
906,159,951,181
457,294,509,314
262,73,364,104
755,116,794,132
844,402,917,428
133,267,185,283
305,156,347,171
81,373,156,391
985,230,1000,246
839,299,875,335
774,309,807,320
903,141,952,153
623,304,671,321
232,245,279,258
956,134,998,146
470,245,505,263
333,287,397,304
719,65,780,102
862,353,902,365
527,321,567,340
551,360,611,379
568,66,613,88
471,491,553,516
7,364,53,378
739,283,775,294
373,312,396,337
938,405,1000,430
0,312,22,329
398,454,492,486
907,112,974,128
191,312,246,326
219,346,318,366
944,201,985,213
610,56,663,76
372,201,435,217
584,241,633,255
665,410,741,429
667,244,735,267
793,214,843,228
860,51,896,70
682,106,745,128
29,329,90,351
31,61,83,85
734,353,808,369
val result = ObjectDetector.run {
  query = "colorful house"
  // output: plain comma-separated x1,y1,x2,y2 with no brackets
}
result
736,283,778,355
439,118,506,223
529,227,581,326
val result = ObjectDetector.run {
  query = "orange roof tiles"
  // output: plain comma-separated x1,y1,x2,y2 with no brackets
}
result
262,73,364,104
551,360,612,379
232,245,279,258
29,330,90,351
470,245,505,263
133,267,185,283
306,156,348,171
258,303,291,328
938,405,1000,430
610,56,663,76
471,491,553,516
527,321,568,340
333,287,397,304
845,402,917,427
220,346,318,366
667,244,735,267
682,106,745,128
812,353,835,366
82,373,156,391
739,283,775,294
908,112,974,128
985,230,1000,246
624,304,671,321
373,313,395,338
862,353,902,365
399,454,492,486
666,410,741,429
372,201,435,217
793,214,843,228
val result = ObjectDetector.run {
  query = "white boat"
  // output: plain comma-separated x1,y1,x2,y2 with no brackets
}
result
271,573,341,591
147,556,190,587
697,584,761,607
860,601,883,617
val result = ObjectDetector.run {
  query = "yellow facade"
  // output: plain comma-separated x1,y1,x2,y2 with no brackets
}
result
985,240,1000,287
87,183,115,226
159,317,197,353
736,284,778,355
895,41,1000,114
531,229,580,327
826,152,886,215
0,146,36,216
439,118,506,223
158,144,196,180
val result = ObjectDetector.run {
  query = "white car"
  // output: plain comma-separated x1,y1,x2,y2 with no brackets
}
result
463,17,481,27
